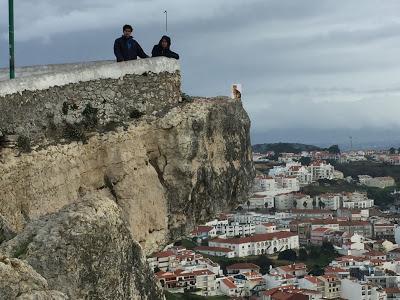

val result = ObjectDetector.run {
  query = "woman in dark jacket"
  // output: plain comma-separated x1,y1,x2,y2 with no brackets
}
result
152,35,179,59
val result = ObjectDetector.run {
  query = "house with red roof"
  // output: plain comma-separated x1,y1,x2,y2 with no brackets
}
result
324,266,350,279
226,263,260,275
218,276,243,297
147,250,177,271
262,286,314,300
263,272,298,289
191,225,217,239
310,227,332,245
273,263,308,278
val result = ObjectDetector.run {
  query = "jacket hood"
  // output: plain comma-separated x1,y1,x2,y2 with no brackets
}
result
158,35,171,48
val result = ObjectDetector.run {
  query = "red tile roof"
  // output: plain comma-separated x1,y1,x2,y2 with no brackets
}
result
192,269,215,276
192,225,214,234
325,266,348,274
278,263,307,273
303,275,319,284
222,277,237,289
154,250,175,258
311,227,331,233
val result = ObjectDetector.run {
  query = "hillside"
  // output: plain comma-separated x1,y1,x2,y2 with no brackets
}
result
252,142,322,154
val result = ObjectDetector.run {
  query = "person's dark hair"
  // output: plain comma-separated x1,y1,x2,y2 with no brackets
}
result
123,24,133,32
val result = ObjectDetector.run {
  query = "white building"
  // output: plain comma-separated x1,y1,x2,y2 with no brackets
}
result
209,231,299,257
340,279,387,300
308,160,334,181
248,194,275,209
360,176,396,189
315,193,341,210
274,193,295,210
394,224,400,245
253,175,277,192
255,222,277,234
342,192,374,209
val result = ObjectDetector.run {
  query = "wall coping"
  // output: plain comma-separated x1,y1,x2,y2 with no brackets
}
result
0,57,180,97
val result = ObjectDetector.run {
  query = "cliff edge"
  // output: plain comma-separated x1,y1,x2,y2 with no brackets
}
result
0,58,254,299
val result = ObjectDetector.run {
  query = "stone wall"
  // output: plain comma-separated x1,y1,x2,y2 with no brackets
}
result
0,57,180,143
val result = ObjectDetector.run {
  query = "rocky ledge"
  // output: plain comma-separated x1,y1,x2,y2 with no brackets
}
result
0,97,254,299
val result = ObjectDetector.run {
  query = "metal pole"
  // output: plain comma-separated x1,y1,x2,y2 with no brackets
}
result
9,0,15,79
164,10,168,33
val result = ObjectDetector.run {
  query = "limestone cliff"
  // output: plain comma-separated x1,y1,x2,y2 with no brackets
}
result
0,58,254,299
0,192,164,300
0,97,253,254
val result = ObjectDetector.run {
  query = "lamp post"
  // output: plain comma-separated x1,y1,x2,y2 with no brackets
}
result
164,10,168,33
9,0,15,79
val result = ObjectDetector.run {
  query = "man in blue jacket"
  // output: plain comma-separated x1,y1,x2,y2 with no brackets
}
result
114,25,148,62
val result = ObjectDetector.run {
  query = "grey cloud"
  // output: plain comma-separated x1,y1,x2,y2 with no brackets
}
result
1,0,400,146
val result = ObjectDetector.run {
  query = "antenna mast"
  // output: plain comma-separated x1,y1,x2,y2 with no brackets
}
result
164,10,168,32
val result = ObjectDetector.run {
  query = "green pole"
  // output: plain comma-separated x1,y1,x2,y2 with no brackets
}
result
9,0,15,79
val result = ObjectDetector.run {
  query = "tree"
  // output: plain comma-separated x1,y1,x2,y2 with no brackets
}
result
278,249,297,262
318,200,326,209
246,200,251,212
321,242,335,255
327,144,341,154
298,248,308,261
390,147,396,154
312,198,317,209
308,264,324,276
299,157,311,166
293,200,297,209
264,202,269,210
303,201,308,209
255,255,273,275
237,206,243,211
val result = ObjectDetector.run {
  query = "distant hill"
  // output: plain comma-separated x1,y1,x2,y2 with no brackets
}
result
252,143,323,154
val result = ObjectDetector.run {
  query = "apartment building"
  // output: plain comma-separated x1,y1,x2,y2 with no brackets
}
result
209,231,300,257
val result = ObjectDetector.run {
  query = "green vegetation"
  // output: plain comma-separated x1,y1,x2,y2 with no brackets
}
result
175,239,197,250
278,249,297,262
181,92,194,102
129,109,144,119
165,292,228,300
274,243,338,273
63,123,87,142
82,103,99,129
252,143,341,155
16,135,31,153
332,160,400,182
201,254,273,275
252,143,322,154
301,178,397,208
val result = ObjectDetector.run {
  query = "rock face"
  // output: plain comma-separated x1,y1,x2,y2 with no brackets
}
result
0,59,254,299
0,98,254,254
0,192,164,300
0,256,68,300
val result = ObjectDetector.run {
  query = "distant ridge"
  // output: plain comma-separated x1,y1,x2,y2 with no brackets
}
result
252,142,322,154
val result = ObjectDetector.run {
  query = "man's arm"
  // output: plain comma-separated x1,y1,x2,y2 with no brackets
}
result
114,39,124,62
167,50,179,60
135,41,149,59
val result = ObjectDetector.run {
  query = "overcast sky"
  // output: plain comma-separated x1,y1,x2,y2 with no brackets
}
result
1,0,400,148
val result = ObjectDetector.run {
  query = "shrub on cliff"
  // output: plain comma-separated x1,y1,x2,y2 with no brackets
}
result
16,136,31,153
